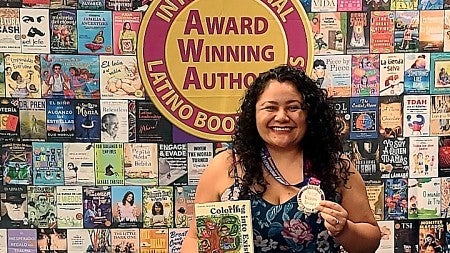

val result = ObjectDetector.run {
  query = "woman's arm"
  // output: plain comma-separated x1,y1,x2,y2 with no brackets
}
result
181,151,235,253
317,157,381,253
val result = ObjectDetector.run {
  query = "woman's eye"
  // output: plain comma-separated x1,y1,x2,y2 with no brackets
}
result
263,106,276,111
288,106,301,111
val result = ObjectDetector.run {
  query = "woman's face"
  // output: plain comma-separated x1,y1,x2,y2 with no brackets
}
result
125,23,131,30
155,205,162,213
255,80,307,151
126,193,133,202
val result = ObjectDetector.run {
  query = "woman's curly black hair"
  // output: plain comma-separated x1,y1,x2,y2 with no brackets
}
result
232,65,352,201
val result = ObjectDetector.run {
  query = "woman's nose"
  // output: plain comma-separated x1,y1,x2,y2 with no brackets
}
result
274,109,288,121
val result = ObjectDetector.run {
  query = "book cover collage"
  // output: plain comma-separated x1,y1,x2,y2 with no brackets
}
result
4,0,450,252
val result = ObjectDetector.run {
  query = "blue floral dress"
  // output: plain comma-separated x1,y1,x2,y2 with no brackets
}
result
221,173,341,252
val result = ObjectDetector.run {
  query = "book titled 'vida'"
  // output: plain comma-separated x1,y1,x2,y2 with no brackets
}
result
195,200,254,253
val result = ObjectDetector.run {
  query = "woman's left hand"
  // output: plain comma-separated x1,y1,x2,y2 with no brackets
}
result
316,200,349,237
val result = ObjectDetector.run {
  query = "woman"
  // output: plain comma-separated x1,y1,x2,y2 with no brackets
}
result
118,22,137,54
148,201,166,226
117,191,138,222
181,65,380,252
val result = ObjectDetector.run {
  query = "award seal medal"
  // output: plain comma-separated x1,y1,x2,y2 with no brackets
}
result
297,177,325,214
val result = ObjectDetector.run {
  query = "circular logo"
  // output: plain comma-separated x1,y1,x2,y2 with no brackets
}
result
138,0,313,141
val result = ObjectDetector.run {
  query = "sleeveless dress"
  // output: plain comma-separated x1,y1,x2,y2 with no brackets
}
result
221,165,341,253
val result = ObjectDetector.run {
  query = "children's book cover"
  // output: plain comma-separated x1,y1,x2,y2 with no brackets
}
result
351,54,380,97
441,177,450,217
0,98,19,141
111,185,142,228
378,220,395,252
409,136,438,178
128,99,136,143
40,54,100,99
0,8,21,53
19,98,46,141
384,178,408,220
350,140,381,180
350,97,379,139
311,55,352,97
337,0,362,11
63,143,95,186
419,10,444,52
78,0,105,10
370,11,395,54
418,219,445,252
403,95,431,137
37,228,67,252
135,100,173,143
124,143,158,186
143,186,173,228
5,53,41,98
158,143,188,186
408,178,441,219
169,228,189,253
77,10,113,55
27,185,57,228
379,53,405,96
430,52,450,94
195,200,254,253
56,185,83,228
174,185,196,228
140,228,168,253
394,220,419,253
46,99,75,141
82,186,112,228
380,137,409,178
111,228,140,253
0,184,28,228
19,8,50,53
100,55,144,99
187,143,213,185
32,142,64,186
379,96,403,138
394,11,419,53
331,97,350,142
94,143,124,186
100,100,129,142
67,229,112,252
430,95,450,136
74,99,101,142
49,9,77,55
1,142,32,185
7,229,37,253
113,11,140,55
346,12,370,54
308,12,347,55
438,137,450,177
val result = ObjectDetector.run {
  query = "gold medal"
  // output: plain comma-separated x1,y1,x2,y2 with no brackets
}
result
297,178,325,214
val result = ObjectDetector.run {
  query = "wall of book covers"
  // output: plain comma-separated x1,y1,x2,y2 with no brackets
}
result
2,0,450,252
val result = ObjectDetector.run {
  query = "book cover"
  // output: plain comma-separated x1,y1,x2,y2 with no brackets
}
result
40,54,100,99
158,143,188,186
94,143,124,186
82,186,112,228
378,220,395,252
32,142,64,186
418,10,444,52
0,229,5,253
63,143,95,186
100,55,144,99
0,8,21,52
430,95,450,136
37,228,67,252
441,177,450,217
67,229,112,252
369,11,395,54
391,0,418,9
408,178,441,219
1,142,32,185
309,12,347,55
394,11,419,52
418,0,444,9
105,0,133,10
430,52,450,94
74,99,101,142
22,0,50,7
331,97,350,142
49,9,77,54
350,97,379,139
124,143,158,186
187,143,213,185
46,99,75,141
195,200,254,253
5,53,41,98
384,178,408,220
143,186,173,228
363,0,390,11
78,0,105,10
0,54,4,97
403,95,431,137
169,228,189,253
337,0,362,11
111,228,140,252
174,186,196,228
350,139,381,180
418,219,445,252
111,185,142,228
409,136,438,178
49,0,77,8
365,180,384,220
27,185,57,228
311,55,352,97
379,53,405,96
77,10,113,55
0,0,21,8
7,229,37,253
128,99,136,143
0,98,19,141
113,11,140,55
346,12,370,54
378,96,403,138
379,137,409,178
0,184,28,228
445,10,450,52
135,100,173,143
100,100,128,142
140,228,168,253
56,185,83,229
438,137,450,177
311,0,337,12
19,8,50,53
351,54,380,97
394,220,419,253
